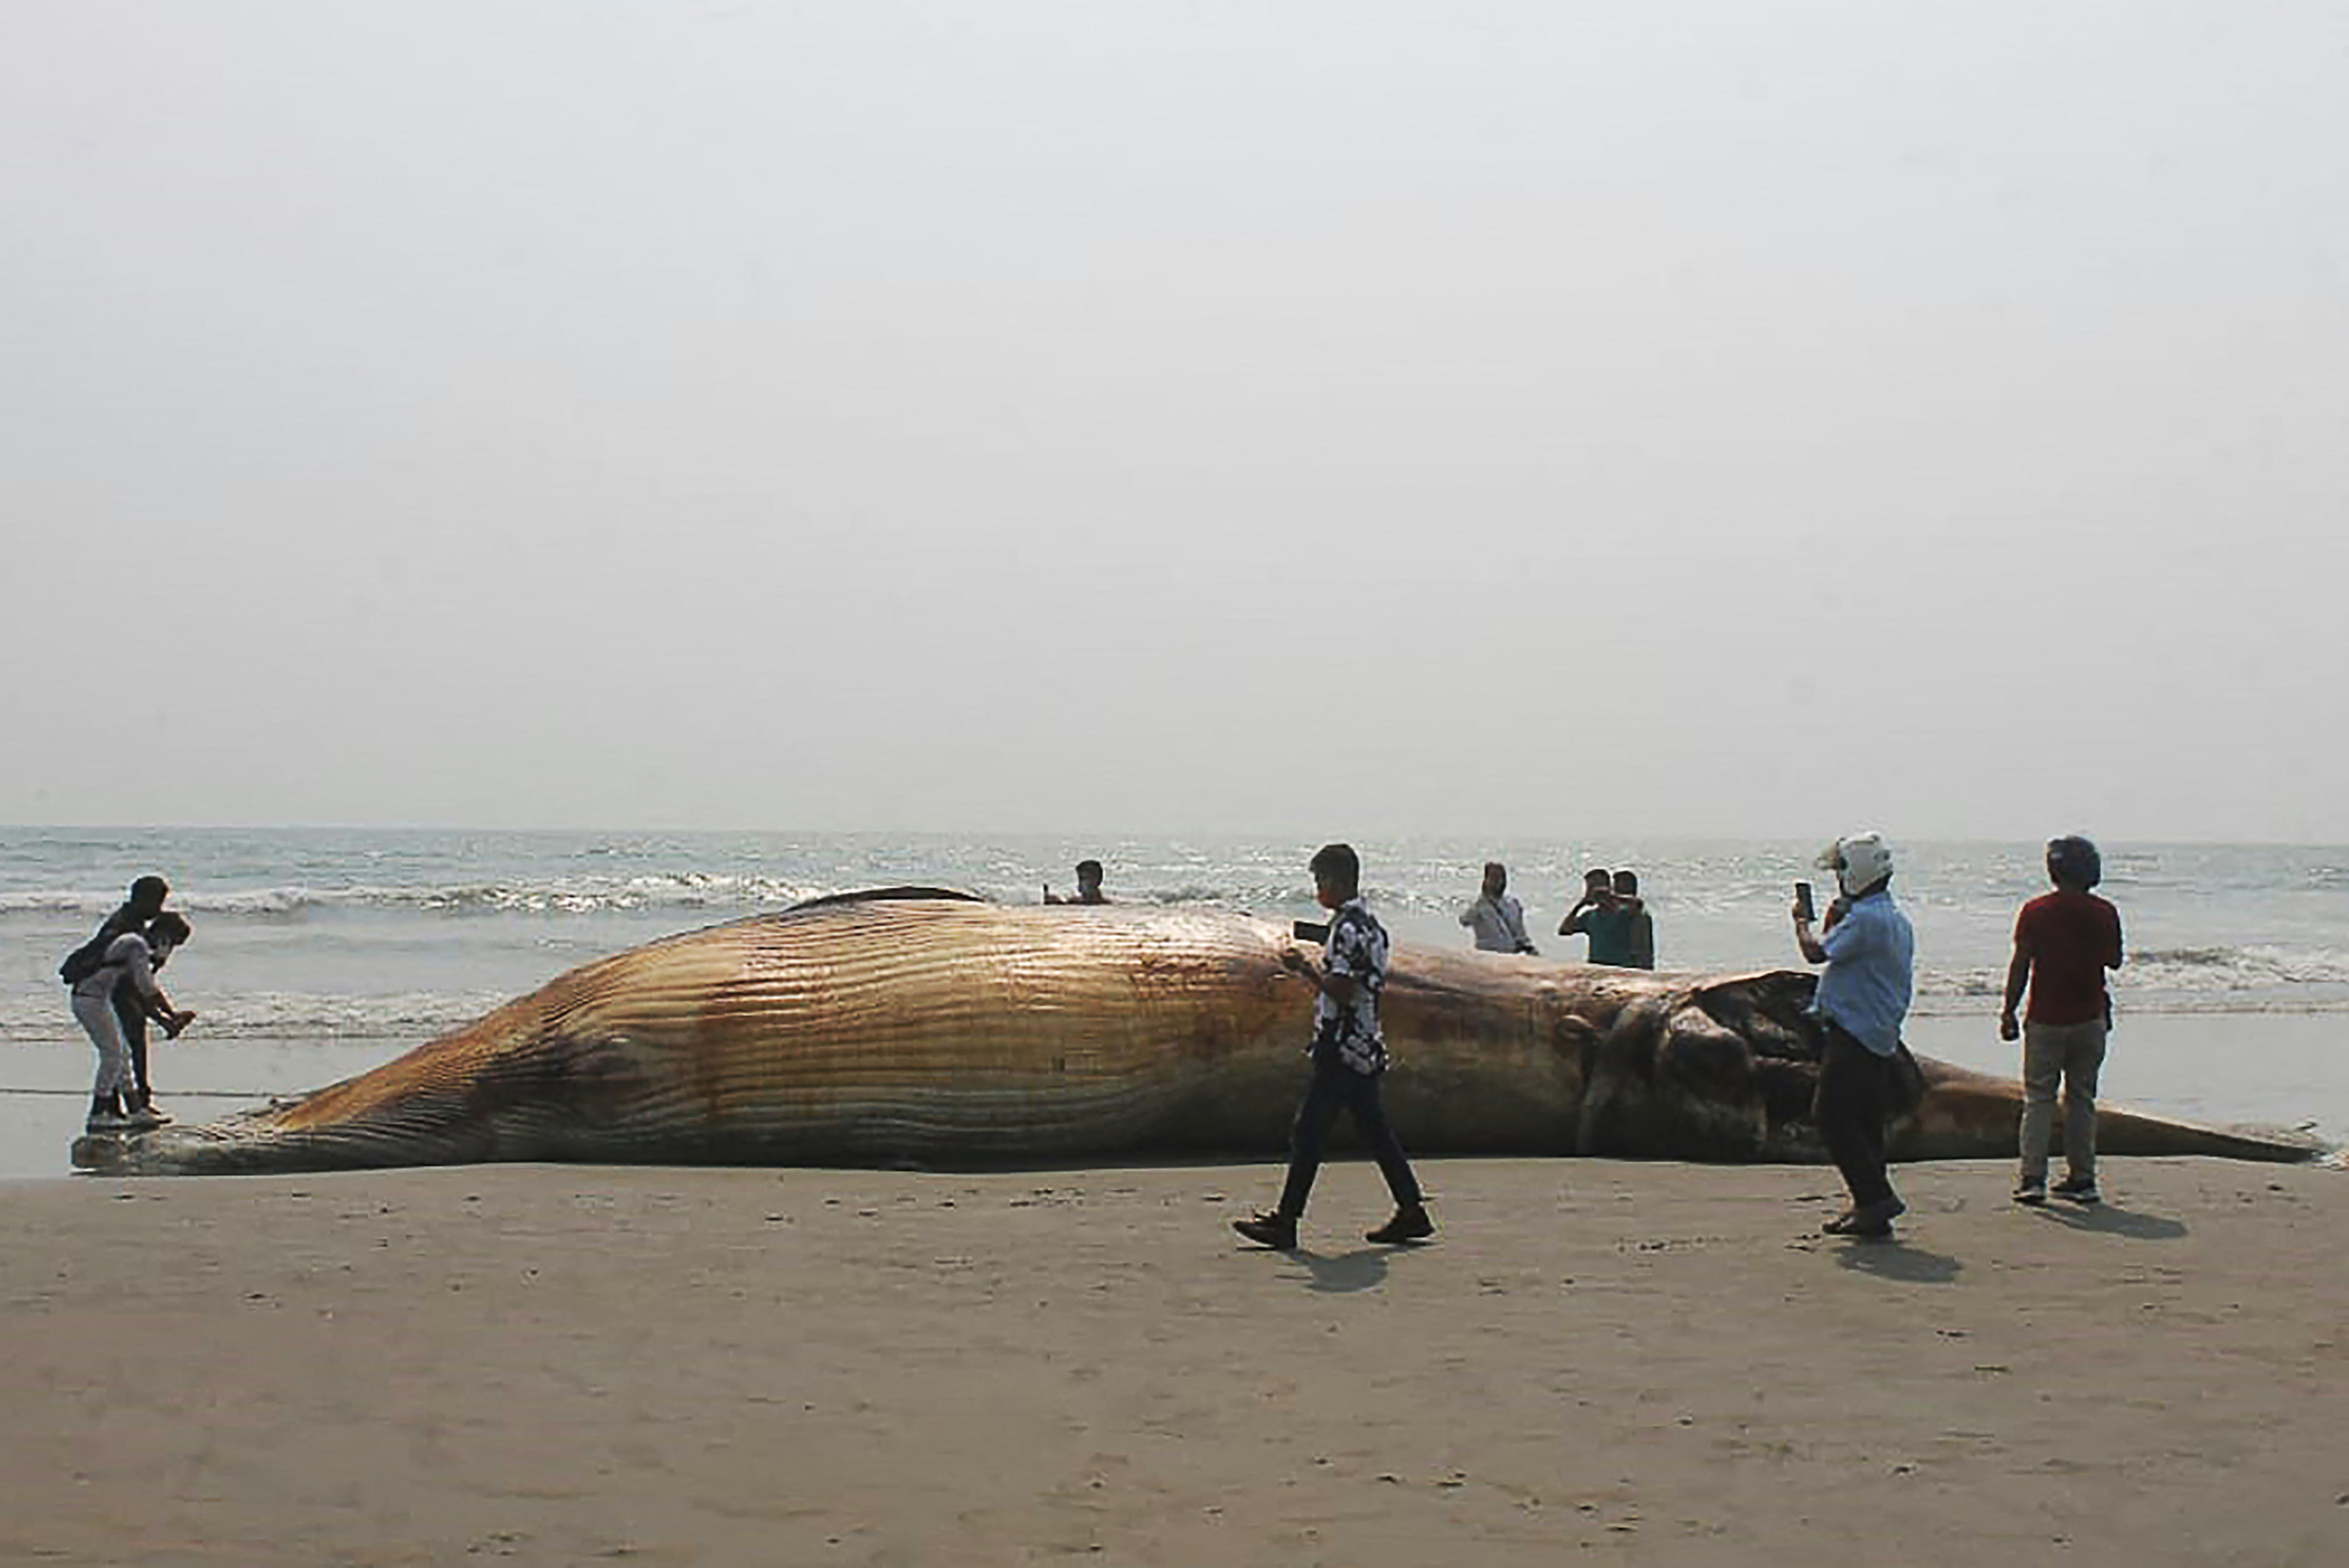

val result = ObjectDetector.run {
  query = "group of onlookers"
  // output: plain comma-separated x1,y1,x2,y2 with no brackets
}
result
1792,830,2122,1238
1459,861,1654,968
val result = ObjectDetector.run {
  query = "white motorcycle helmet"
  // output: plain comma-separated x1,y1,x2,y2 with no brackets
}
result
1816,831,1894,897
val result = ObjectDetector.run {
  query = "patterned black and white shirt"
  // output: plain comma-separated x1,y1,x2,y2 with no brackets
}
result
1313,897,1390,1076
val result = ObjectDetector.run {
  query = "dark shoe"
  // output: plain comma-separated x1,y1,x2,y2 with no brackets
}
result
1231,1211,1297,1249
1822,1208,1860,1235
1365,1204,1434,1245
2012,1179,2048,1206
1843,1196,1906,1238
2051,1175,2101,1205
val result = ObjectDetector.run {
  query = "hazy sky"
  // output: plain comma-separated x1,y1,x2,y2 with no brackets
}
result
5,2,2345,840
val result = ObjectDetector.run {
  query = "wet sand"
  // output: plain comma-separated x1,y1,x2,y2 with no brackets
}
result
3,1156,2344,1566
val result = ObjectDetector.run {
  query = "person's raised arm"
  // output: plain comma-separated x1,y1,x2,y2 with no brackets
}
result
1791,894,1828,964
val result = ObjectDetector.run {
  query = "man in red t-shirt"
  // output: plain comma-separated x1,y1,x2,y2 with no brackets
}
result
2000,836,2125,1206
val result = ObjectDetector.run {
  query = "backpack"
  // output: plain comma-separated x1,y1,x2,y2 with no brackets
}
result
59,933,118,987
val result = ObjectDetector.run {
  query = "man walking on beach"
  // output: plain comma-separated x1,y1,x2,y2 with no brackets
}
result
1233,843,1433,1250
2002,835,2124,1207
1792,832,1915,1239
1459,861,1537,954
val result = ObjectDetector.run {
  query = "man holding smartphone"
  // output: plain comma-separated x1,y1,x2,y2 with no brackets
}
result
1791,832,1915,1239
1231,843,1433,1251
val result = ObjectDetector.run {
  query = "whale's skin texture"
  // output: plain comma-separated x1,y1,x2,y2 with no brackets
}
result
72,893,2324,1176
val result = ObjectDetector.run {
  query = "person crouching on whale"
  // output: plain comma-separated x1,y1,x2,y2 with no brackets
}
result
1232,843,1433,1251
72,913,195,1133
1792,832,1914,1239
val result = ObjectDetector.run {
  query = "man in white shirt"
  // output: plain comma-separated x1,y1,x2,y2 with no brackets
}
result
1459,861,1537,955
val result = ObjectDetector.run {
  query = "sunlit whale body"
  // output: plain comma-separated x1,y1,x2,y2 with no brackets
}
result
72,892,2322,1175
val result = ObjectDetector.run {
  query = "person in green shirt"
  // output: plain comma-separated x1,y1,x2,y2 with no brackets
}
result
1559,868,1639,967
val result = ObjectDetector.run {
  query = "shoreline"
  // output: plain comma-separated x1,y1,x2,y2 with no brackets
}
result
4,1156,2343,1566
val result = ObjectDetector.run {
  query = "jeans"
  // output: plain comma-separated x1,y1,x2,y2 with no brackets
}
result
73,991,134,1099
1277,1055,1425,1220
113,981,151,1100
2018,1018,2107,1183
1816,1023,1898,1209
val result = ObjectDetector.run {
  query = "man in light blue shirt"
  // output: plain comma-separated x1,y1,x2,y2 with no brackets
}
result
1793,831,1915,1238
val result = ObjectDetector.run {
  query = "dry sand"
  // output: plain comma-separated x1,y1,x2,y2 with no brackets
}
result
4,1156,2344,1567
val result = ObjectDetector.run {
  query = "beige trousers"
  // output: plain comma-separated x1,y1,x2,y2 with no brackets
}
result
2018,1018,2107,1183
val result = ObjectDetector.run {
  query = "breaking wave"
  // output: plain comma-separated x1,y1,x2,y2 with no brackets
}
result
0,990,502,1044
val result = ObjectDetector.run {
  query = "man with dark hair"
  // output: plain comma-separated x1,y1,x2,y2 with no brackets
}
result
71,911,195,1132
1044,860,1109,906
1613,870,1655,969
2002,835,2124,1207
1459,861,1537,954
1232,844,1432,1250
64,876,175,1118
1559,868,1638,966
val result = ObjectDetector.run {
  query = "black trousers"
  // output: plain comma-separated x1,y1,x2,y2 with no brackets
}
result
1816,1023,1898,1208
111,982,151,1101
1277,1055,1424,1220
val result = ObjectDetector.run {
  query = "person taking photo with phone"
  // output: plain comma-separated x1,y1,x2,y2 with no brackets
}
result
1792,832,1915,1239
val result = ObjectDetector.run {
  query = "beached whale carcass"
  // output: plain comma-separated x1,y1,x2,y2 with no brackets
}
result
72,890,2321,1175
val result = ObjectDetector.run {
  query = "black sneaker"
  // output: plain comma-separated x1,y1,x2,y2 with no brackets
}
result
1365,1204,1435,1244
1844,1196,1907,1238
1231,1211,1297,1249
2012,1179,2048,1206
2051,1175,2101,1205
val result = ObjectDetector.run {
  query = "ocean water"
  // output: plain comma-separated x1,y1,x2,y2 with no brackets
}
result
5,828,2346,1174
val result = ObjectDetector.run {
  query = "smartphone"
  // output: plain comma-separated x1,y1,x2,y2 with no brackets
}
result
1291,920,1330,944
1792,881,1815,922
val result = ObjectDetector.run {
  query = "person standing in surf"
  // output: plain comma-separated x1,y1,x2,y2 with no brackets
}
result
1559,868,1640,966
1614,869,1656,969
1044,859,1109,905
2001,835,2124,1207
1232,843,1433,1250
1459,861,1538,954
1792,832,1915,1239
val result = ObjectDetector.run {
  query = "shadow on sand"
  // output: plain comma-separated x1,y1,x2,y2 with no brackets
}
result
1833,1236,1963,1284
2033,1201,2188,1240
1273,1243,1430,1294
